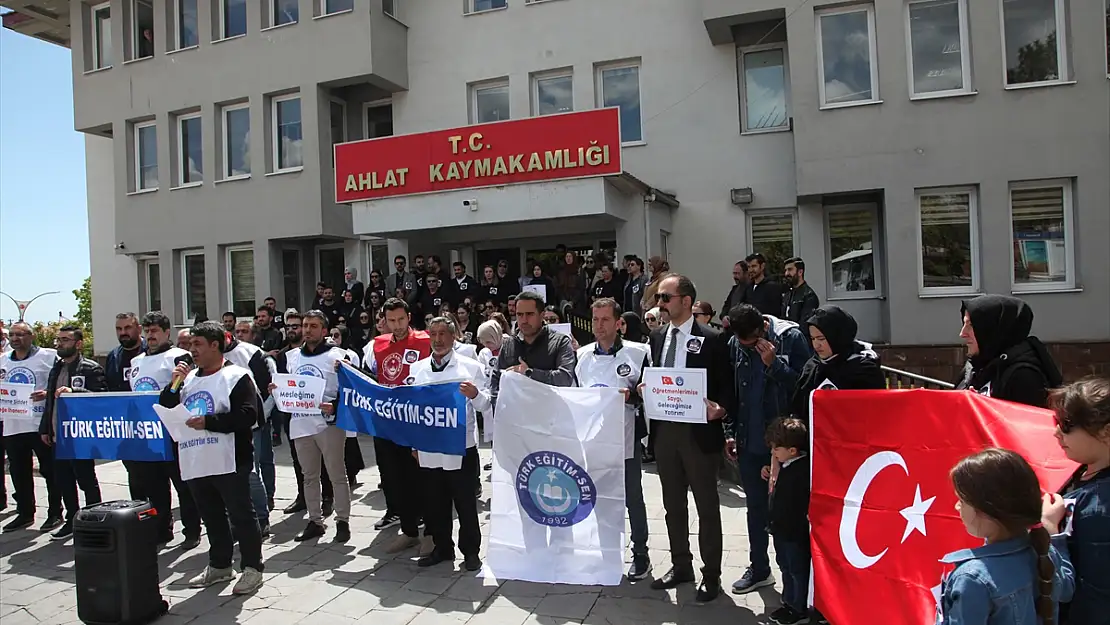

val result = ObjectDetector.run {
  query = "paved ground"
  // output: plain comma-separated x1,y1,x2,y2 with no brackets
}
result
1,438,785,624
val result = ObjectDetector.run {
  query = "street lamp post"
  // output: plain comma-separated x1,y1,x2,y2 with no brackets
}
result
0,291,60,322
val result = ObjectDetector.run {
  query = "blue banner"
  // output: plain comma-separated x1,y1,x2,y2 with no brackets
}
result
55,392,175,462
336,365,467,455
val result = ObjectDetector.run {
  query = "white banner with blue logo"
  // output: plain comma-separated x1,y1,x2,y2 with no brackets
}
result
335,364,468,455
55,392,175,462
487,371,626,585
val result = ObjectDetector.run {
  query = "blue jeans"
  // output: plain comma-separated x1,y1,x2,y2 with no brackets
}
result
625,447,649,559
738,452,771,577
253,421,276,501
776,538,810,612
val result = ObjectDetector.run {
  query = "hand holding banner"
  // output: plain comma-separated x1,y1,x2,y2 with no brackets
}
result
272,374,326,413
55,392,174,461
0,382,35,422
641,367,707,423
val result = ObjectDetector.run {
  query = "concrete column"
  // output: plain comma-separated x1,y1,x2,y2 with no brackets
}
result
204,244,221,321
254,239,277,307
796,200,827,304
157,249,178,323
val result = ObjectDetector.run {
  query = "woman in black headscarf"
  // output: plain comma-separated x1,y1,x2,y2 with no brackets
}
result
619,311,646,343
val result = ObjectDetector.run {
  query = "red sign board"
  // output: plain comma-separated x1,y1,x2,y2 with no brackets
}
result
334,108,622,203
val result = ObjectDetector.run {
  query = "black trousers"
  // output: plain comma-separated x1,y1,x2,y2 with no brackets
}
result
376,436,422,536
5,433,62,517
345,436,365,481
655,421,723,580
420,447,481,558
54,457,101,520
123,458,201,539
290,433,333,502
188,467,263,571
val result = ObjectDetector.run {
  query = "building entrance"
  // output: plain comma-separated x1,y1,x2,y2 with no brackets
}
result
475,247,521,288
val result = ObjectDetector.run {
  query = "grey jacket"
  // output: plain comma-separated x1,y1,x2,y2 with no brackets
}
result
490,325,577,402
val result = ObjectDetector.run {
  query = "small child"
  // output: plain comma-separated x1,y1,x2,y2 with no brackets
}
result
938,448,1075,625
764,417,811,625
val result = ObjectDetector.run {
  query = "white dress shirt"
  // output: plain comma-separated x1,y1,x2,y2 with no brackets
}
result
408,350,491,470
660,315,696,369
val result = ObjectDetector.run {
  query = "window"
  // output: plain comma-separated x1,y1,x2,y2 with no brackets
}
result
91,3,112,69
228,247,255,318
748,212,796,277
282,249,302,310
1010,180,1074,290
317,246,346,290
274,0,298,25
383,0,397,18
364,103,393,139
533,73,573,116
471,82,509,123
323,0,354,15
329,99,347,164
272,95,303,171
177,113,203,185
176,0,198,48
222,104,250,179
827,205,881,296
816,5,879,107
1106,0,1109,76
221,0,247,38
145,261,162,312
597,62,643,143
917,188,979,295
466,0,506,13
739,45,789,132
182,251,207,321
906,0,971,96
1001,0,1067,86
134,121,158,191
131,0,154,59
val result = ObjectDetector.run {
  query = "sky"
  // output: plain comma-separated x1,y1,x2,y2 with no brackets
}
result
0,24,89,324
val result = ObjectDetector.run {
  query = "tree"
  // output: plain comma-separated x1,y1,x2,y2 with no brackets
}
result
71,277,94,357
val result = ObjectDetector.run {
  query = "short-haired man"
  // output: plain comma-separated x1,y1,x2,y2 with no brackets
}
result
720,261,749,327
408,317,489,571
160,321,264,594
739,254,784,316
127,311,202,548
254,307,284,354
780,257,819,324
490,291,576,400
39,326,107,541
177,328,192,350
449,262,478,308
222,313,238,333
106,312,145,393
417,275,446,330
224,319,276,535
385,255,416,305
575,299,652,581
262,298,283,332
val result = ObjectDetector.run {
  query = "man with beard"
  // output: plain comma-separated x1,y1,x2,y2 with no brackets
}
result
495,259,519,301
780,257,819,325
739,254,784,317
385,255,416,305
489,291,576,397
222,312,238,334
317,287,342,328
449,262,479,308
254,307,284,355
106,312,146,393
720,261,748,328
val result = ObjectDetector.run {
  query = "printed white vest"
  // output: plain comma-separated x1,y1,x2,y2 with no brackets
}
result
575,341,650,459
178,365,247,480
284,346,346,439
129,347,190,392
0,347,58,435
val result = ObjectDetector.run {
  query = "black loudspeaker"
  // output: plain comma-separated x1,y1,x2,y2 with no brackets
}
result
74,500,169,625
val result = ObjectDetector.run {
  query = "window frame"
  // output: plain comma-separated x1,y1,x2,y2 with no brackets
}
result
998,0,1069,88
595,60,644,145
737,42,791,134
914,186,981,297
181,250,206,322
91,2,112,70
815,4,880,109
271,93,304,173
1104,0,1110,78
221,103,251,180
329,97,348,146
1008,178,1076,292
129,0,151,61
320,0,355,17
281,247,303,311
219,0,247,40
315,242,347,284
746,209,799,276
470,79,510,124
904,0,973,98
362,98,393,140
382,0,397,18
142,259,161,313
133,120,158,191
272,0,299,27
174,0,199,49
176,112,203,187
226,245,256,320
825,203,883,300
465,0,507,15
531,69,574,117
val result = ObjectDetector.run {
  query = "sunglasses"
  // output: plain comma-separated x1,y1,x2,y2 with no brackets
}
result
654,292,675,303
1054,414,1075,434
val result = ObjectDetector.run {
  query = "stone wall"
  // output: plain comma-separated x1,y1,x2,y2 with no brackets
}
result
876,342,1110,384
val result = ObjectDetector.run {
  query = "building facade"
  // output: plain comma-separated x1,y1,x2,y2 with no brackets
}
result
3,0,1108,356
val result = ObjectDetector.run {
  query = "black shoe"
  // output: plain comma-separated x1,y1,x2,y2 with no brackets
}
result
272,433,283,447
482,462,492,471
417,551,452,567
769,606,807,624
283,498,307,514
38,515,64,533
650,566,695,590
374,513,400,531
348,479,358,490
3,514,34,533
51,520,74,541
181,534,201,551
322,499,334,518
463,554,482,571
294,521,326,542
731,567,774,594
474,483,483,499
696,578,721,602
157,531,175,546
809,609,828,624
259,523,271,538
334,521,350,543
627,556,652,581
267,498,275,512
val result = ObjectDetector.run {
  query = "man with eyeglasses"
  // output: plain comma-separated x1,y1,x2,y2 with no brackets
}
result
417,275,446,331
385,255,415,304
494,260,519,301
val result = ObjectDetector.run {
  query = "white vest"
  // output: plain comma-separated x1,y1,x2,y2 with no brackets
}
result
285,346,346,439
575,341,650,459
223,341,262,386
408,353,490,470
1,347,58,435
129,347,190,391
178,365,248,480
453,341,477,361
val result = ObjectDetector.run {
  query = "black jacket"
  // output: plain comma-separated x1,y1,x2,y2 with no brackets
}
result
417,289,448,326
791,306,886,425
447,275,479,307
768,455,810,542
721,282,747,320
105,340,146,391
40,356,108,437
622,273,648,316
781,281,820,325
158,361,259,473
741,278,785,316
490,325,576,402
954,295,1063,408
590,278,620,302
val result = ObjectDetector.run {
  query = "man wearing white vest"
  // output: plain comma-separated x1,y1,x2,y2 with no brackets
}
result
281,310,351,544
575,298,653,581
0,321,63,534
223,323,274,537
128,311,201,548
409,316,489,571
160,321,263,594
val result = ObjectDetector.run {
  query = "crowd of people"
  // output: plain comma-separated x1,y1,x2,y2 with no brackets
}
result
0,250,1107,625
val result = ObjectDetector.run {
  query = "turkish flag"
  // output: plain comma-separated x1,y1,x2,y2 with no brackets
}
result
810,390,1076,625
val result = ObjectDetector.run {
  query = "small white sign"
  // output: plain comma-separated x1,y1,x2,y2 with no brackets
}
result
272,374,327,414
642,367,708,423
548,323,572,337
522,284,547,302
0,382,36,421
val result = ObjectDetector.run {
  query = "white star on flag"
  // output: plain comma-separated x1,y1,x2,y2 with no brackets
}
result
899,485,936,543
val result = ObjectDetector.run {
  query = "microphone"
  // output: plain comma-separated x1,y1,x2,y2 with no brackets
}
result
169,364,196,393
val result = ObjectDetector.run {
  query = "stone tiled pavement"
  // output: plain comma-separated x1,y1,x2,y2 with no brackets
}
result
1,438,787,624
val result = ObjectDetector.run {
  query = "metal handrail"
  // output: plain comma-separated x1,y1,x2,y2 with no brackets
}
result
881,365,956,390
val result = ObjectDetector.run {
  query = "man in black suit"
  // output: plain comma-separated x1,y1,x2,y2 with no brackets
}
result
644,274,735,601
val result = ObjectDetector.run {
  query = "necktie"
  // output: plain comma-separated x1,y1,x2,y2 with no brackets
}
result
663,327,680,367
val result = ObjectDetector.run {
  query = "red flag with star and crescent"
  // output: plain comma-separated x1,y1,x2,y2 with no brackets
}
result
810,389,1076,625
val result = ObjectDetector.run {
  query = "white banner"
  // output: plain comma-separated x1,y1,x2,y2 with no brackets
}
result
487,372,626,586
642,367,707,423
0,382,36,422
272,374,326,414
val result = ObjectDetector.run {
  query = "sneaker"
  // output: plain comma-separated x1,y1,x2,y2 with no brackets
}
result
38,515,64,533
374,513,401,531
385,534,420,554
626,556,652,581
180,534,201,551
334,521,350,543
294,521,326,542
731,568,774,594
3,514,34,533
232,567,264,595
769,605,808,624
418,535,435,557
50,520,74,541
809,609,828,624
188,566,235,589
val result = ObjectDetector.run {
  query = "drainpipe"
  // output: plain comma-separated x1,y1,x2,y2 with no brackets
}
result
642,192,656,259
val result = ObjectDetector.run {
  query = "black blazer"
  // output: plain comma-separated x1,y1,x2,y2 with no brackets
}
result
648,320,735,454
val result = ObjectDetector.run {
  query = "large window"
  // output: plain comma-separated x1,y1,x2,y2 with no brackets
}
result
92,3,112,69
533,73,573,116
748,212,796,277
176,0,198,48
597,62,643,143
177,114,203,185
827,206,880,297
906,0,971,96
323,0,354,15
917,188,979,295
272,95,303,172
134,121,158,191
466,0,506,14
1010,180,1074,291
131,0,154,59
738,45,789,132
816,5,879,107
228,247,255,318
145,261,162,312
222,104,250,179
282,249,302,310
222,0,247,39
317,246,346,292
1001,0,1067,86
182,251,207,321
330,99,347,164
471,81,509,123
274,0,298,26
